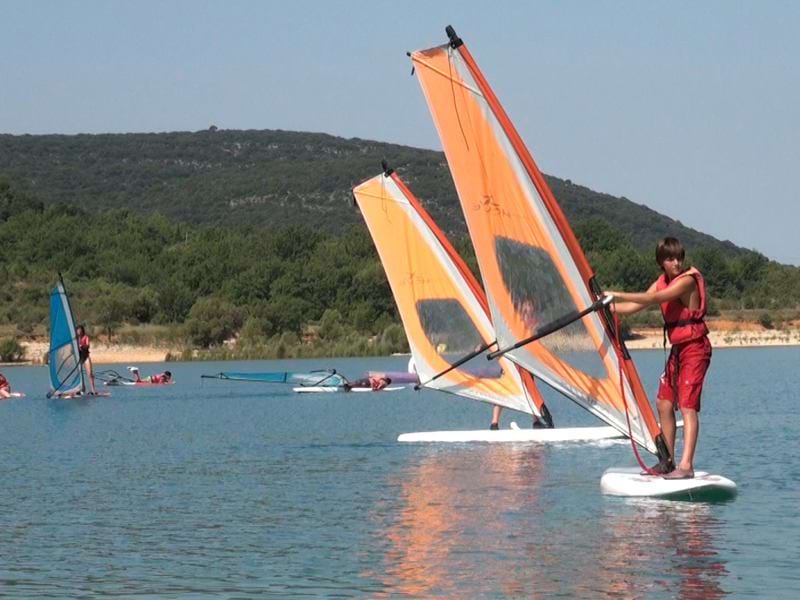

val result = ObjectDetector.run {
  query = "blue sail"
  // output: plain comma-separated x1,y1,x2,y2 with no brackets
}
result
48,281,83,397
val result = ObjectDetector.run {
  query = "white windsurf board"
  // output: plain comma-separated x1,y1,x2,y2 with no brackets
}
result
600,467,737,501
398,424,625,443
293,386,405,394
52,391,112,399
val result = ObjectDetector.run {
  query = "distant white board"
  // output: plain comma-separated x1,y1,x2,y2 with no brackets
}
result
398,425,624,443
293,386,405,394
600,467,737,501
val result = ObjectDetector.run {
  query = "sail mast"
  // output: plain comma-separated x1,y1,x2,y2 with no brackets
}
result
411,27,667,458
60,274,85,391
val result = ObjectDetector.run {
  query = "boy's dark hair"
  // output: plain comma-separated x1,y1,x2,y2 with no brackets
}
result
655,237,685,267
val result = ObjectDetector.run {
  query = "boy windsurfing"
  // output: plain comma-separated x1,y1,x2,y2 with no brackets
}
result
608,237,711,479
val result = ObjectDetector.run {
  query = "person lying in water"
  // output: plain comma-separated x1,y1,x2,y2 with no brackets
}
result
130,367,173,384
344,375,391,391
0,371,19,399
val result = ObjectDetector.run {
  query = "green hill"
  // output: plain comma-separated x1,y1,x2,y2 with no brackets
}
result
2,129,797,359
0,128,748,257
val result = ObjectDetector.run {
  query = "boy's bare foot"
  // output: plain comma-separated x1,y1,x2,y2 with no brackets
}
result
645,459,674,475
662,467,694,480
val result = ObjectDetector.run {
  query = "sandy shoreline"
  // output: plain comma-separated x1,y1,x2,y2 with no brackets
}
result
18,341,179,365
624,324,800,350
8,324,799,366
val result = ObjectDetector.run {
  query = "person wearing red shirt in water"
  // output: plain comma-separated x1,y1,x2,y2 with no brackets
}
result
130,367,173,384
370,376,390,391
0,372,13,399
147,371,172,384
75,325,98,395
344,375,391,391
608,237,712,480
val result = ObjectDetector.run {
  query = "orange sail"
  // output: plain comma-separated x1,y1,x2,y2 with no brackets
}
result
353,167,549,419
410,27,667,457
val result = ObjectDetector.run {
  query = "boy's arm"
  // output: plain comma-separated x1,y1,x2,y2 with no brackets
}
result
609,278,693,307
607,280,656,314
611,301,650,315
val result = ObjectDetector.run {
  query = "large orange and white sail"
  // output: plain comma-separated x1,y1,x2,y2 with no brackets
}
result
353,168,549,418
410,27,666,456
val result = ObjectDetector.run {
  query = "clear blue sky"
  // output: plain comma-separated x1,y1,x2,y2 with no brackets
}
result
2,1,798,264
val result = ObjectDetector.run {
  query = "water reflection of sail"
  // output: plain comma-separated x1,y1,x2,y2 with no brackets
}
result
378,447,547,597
376,448,728,596
597,501,729,598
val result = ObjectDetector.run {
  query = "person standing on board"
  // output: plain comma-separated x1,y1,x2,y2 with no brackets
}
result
608,237,711,479
76,325,98,395
489,299,545,431
490,406,545,430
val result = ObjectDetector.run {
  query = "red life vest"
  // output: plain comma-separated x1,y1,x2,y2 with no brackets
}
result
0,373,8,389
150,374,167,384
656,267,709,345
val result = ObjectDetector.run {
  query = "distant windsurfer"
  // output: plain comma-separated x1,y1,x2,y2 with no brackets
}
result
609,237,711,479
76,324,98,395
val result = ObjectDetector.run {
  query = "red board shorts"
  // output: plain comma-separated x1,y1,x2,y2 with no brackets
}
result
657,336,712,412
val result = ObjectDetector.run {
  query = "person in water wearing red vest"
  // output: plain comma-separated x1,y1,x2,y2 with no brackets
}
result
0,372,13,399
345,375,391,391
608,237,711,480
130,367,173,384
76,324,98,395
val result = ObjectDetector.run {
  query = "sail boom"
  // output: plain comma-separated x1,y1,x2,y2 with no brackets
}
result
488,297,610,360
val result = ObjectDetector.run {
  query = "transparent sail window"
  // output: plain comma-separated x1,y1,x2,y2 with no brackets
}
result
416,298,502,378
495,237,607,379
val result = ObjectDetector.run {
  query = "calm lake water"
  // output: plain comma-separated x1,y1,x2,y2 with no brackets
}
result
0,347,798,597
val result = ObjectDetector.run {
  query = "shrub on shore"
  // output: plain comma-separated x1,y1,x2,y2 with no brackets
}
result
0,338,25,362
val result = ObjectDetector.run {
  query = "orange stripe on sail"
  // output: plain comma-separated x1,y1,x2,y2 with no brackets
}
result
411,39,660,450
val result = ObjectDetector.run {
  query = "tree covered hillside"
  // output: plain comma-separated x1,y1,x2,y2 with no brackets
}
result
0,129,750,258
2,177,798,358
